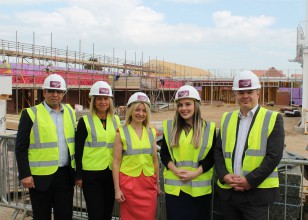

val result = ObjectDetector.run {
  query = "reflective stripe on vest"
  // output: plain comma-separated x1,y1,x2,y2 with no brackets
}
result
27,103,76,174
62,104,76,164
222,110,273,160
218,108,279,189
119,125,156,177
242,170,278,178
63,104,75,128
29,106,58,149
165,179,212,187
174,121,211,169
29,105,75,150
29,160,58,167
222,112,232,159
166,120,175,161
163,120,214,197
63,104,77,163
82,114,120,170
84,115,118,148
122,125,154,156
242,110,277,179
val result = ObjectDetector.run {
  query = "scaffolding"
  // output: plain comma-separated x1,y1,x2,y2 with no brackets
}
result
0,39,180,113
0,38,304,115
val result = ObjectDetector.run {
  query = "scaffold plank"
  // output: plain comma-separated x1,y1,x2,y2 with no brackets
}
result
0,94,11,100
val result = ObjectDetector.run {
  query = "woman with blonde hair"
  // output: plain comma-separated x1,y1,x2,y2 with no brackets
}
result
75,81,121,220
113,92,159,220
161,85,216,220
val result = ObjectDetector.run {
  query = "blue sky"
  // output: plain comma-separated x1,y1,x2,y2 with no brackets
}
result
0,0,306,71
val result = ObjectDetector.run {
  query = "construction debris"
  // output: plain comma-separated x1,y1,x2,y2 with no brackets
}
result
285,109,301,117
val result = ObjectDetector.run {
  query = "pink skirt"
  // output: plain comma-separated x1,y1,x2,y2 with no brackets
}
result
119,172,158,220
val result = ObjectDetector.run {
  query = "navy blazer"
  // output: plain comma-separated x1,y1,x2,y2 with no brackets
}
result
15,106,76,191
214,106,285,205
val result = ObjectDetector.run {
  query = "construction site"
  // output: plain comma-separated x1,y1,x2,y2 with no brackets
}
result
1,34,308,220
0,38,304,118
2,0,308,217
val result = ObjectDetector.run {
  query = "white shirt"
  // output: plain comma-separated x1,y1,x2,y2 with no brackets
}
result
44,102,69,167
233,104,259,175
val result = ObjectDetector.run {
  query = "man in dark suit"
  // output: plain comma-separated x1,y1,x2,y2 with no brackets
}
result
15,74,76,220
214,70,285,220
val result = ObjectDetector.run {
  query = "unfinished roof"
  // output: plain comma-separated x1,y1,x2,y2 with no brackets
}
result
144,60,212,78
252,67,285,77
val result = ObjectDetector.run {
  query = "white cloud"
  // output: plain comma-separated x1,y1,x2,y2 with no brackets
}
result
209,11,276,41
0,0,64,5
0,0,300,69
164,0,213,3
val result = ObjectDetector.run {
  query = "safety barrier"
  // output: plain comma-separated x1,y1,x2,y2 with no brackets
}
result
0,134,166,220
1,133,308,220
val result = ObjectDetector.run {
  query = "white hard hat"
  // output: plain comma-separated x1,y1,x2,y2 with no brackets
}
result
175,85,201,102
42,74,67,91
89,81,113,97
232,70,261,91
127,92,150,107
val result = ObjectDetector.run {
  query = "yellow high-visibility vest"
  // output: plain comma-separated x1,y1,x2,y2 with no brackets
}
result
27,103,76,175
217,107,279,189
163,120,215,197
119,125,156,177
82,114,120,170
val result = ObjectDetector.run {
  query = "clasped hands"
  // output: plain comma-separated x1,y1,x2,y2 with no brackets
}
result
175,169,197,184
223,174,251,191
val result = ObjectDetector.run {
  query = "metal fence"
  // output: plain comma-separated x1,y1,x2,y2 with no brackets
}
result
0,134,167,220
1,133,308,220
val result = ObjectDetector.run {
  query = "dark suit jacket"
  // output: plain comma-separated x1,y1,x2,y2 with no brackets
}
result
15,103,76,191
214,106,285,205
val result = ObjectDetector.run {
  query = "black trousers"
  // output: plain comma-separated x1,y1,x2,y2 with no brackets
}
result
165,191,212,220
82,168,115,220
221,191,269,220
29,167,74,220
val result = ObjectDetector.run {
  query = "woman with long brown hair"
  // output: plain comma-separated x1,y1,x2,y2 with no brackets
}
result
161,85,216,220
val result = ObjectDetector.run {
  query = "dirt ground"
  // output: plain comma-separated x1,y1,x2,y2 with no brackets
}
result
1,103,308,219
151,103,308,158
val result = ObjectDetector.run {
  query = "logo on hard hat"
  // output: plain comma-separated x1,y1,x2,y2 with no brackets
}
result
137,95,148,101
239,79,252,88
99,88,109,95
178,90,189,98
50,81,61,88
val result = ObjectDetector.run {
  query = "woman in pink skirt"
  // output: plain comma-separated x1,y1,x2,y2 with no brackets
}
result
113,92,159,220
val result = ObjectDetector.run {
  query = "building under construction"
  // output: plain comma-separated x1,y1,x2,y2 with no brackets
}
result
0,39,303,115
